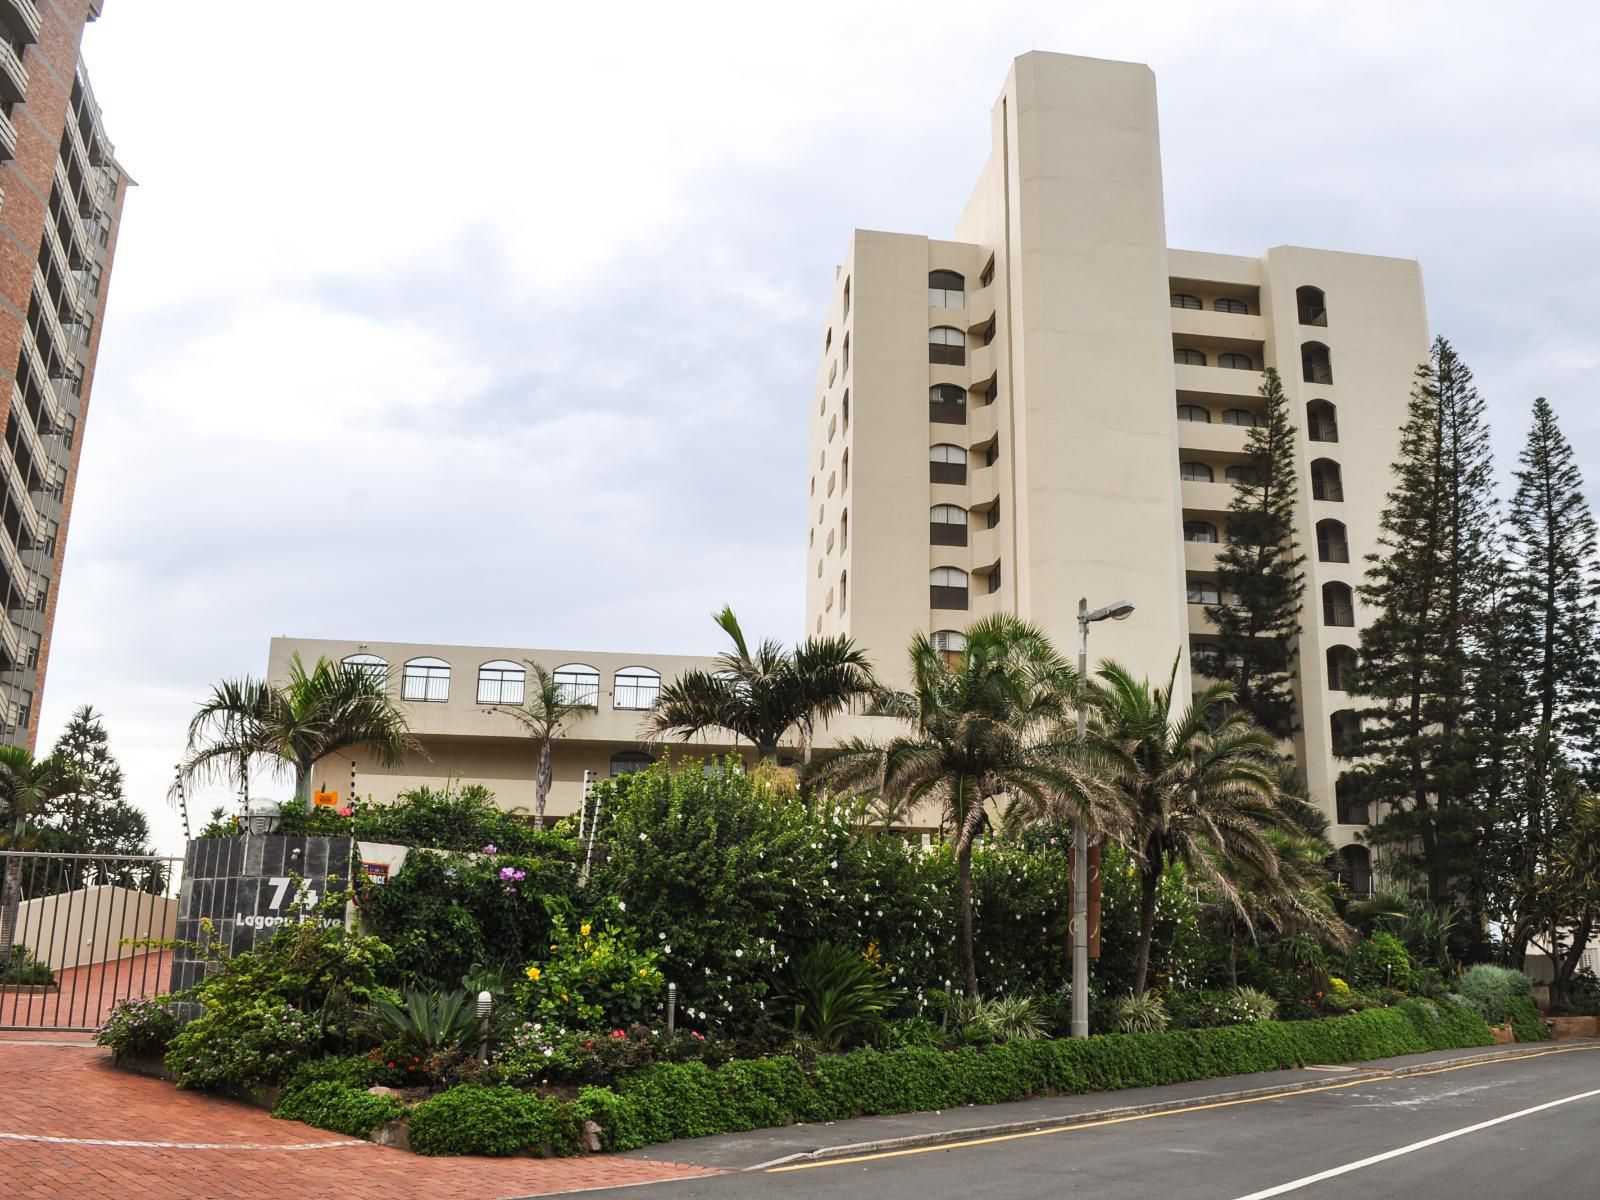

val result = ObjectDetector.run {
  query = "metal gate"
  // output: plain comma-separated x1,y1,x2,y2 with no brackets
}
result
0,850,183,1032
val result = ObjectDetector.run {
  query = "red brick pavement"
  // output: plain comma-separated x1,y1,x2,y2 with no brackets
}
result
0,949,173,1031
0,1041,719,1199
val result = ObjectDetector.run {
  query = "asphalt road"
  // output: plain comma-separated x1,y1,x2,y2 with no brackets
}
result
592,1046,1600,1200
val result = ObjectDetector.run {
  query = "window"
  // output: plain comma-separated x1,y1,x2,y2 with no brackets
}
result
843,276,850,319
1337,844,1373,897
1311,458,1344,502
1180,461,1214,483
1323,582,1355,626
827,472,836,496
986,562,1001,593
930,384,967,424
1326,645,1356,692
477,659,526,705
1221,408,1256,427
1177,404,1211,423
1301,341,1333,385
979,257,995,288
1307,399,1338,442
1187,580,1222,605
824,328,832,353
610,751,654,778
842,332,850,373
1183,520,1219,543
930,443,967,484
402,656,450,702
932,629,967,665
929,325,966,365
1218,352,1254,370
929,270,965,309
553,663,600,707
842,449,849,492
1225,464,1254,484
1191,642,1223,676
1317,518,1350,562
1296,285,1327,327
839,570,847,613
1214,297,1249,315
613,666,661,710
1174,347,1207,366
930,503,969,546
828,414,837,443
984,439,999,467
840,509,848,551
930,566,969,610
1335,777,1368,826
842,390,850,432
1330,710,1361,758
341,653,389,692
1170,293,1202,309
986,498,1000,529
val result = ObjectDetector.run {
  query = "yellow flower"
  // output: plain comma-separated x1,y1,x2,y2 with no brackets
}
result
525,966,541,981
560,992,569,1002
551,944,558,951
581,923,592,936
639,968,648,977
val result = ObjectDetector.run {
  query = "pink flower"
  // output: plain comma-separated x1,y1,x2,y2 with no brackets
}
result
337,807,353,817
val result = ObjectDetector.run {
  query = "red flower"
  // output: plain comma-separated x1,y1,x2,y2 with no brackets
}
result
585,1041,594,1048
611,1030,627,1039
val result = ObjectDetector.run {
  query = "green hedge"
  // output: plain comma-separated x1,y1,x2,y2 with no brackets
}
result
1505,996,1551,1043
406,1002,1493,1156
272,1082,401,1138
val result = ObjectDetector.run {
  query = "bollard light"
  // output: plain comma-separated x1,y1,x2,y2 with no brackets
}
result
666,982,677,1038
476,990,494,1019
245,800,282,837
477,990,494,1063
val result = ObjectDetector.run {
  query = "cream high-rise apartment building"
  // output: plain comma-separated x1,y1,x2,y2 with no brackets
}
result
805,52,1429,891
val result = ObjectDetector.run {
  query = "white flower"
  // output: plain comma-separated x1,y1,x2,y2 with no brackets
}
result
618,901,626,912
639,833,647,840
665,946,673,954
659,932,667,940
735,949,744,958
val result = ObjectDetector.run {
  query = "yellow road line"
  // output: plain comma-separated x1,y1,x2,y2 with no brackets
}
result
766,1044,1600,1173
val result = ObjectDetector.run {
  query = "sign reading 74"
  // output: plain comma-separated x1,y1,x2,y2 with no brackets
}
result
266,877,320,911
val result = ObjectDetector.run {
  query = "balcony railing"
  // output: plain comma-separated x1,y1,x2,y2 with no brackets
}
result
613,680,661,710
0,39,27,104
930,461,967,486
1307,419,1339,443
0,107,16,161
0,0,41,44
930,522,968,547
930,585,969,611
1298,304,1328,327
929,400,967,425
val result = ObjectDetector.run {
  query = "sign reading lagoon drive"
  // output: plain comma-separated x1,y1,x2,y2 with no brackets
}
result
169,835,351,996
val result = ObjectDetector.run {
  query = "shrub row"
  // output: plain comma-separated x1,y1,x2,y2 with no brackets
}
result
1505,996,1551,1043
274,1003,1493,1155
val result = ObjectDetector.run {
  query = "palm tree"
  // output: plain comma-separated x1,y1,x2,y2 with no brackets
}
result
809,617,1114,998
647,606,878,763
1086,658,1287,996
491,661,591,826
185,653,418,808
0,746,80,966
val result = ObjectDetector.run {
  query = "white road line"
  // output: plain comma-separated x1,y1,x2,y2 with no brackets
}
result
0,1131,364,1150
1226,1086,1600,1200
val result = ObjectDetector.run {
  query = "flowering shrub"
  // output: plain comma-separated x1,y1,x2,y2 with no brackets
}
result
166,998,322,1091
514,916,664,1030
95,997,179,1057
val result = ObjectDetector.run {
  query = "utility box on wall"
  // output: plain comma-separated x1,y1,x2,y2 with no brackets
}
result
168,836,353,996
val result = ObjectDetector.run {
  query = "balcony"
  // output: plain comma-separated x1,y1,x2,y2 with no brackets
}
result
1183,539,1222,573
9,384,50,476
1172,362,1263,399
1180,478,1235,513
0,0,40,44
20,339,69,433
0,39,26,104
31,271,74,362
0,107,15,161
0,605,21,671
1175,419,1248,456
0,453,40,543
1169,306,1265,343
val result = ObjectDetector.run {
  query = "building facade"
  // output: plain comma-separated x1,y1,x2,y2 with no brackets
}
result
805,52,1429,889
0,0,127,746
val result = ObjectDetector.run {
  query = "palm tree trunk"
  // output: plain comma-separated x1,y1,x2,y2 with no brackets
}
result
534,740,553,827
0,855,22,967
958,841,978,998
1133,861,1160,997
294,759,314,808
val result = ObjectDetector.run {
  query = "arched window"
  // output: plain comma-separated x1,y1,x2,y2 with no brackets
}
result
1214,297,1249,315
1311,458,1344,502
613,666,661,711
1336,844,1373,896
930,384,967,425
1317,518,1350,563
930,567,969,610
839,569,847,614
1306,399,1337,442
1221,408,1256,427
1183,520,1218,543
402,656,450,702
1170,293,1202,310
1225,464,1255,484
477,659,525,705
929,325,966,365
1326,645,1357,692
929,270,965,309
1297,285,1328,327
552,663,600,707
932,629,966,666
1335,777,1368,826
930,443,967,484
1176,404,1211,423
1191,642,1223,676
840,509,848,552
841,449,849,492
1330,710,1361,757
842,389,850,432
1217,352,1254,370
1301,341,1333,385
1323,582,1355,626
1174,347,1207,366
610,751,655,778
930,503,969,547
1180,461,1214,483
341,653,389,692
1187,580,1222,605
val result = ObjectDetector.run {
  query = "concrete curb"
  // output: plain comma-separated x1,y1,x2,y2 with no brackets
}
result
748,1041,1600,1170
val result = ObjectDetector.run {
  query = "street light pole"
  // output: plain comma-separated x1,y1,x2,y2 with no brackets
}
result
1073,596,1135,1039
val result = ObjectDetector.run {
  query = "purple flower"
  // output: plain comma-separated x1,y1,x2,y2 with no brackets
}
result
483,844,499,855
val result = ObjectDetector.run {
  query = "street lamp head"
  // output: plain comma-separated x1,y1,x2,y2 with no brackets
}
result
1084,599,1137,624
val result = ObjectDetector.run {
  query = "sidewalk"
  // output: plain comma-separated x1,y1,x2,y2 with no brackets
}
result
623,1040,1600,1170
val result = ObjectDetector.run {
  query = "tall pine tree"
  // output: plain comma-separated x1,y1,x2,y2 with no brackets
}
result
1352,338,1497,904
39,706,151,887
1205,367,1306,738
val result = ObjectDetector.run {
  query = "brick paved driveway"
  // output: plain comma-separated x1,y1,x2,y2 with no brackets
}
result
0,1039,717,1199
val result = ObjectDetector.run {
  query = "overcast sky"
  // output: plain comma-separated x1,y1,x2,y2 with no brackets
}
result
42,1,1600,851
